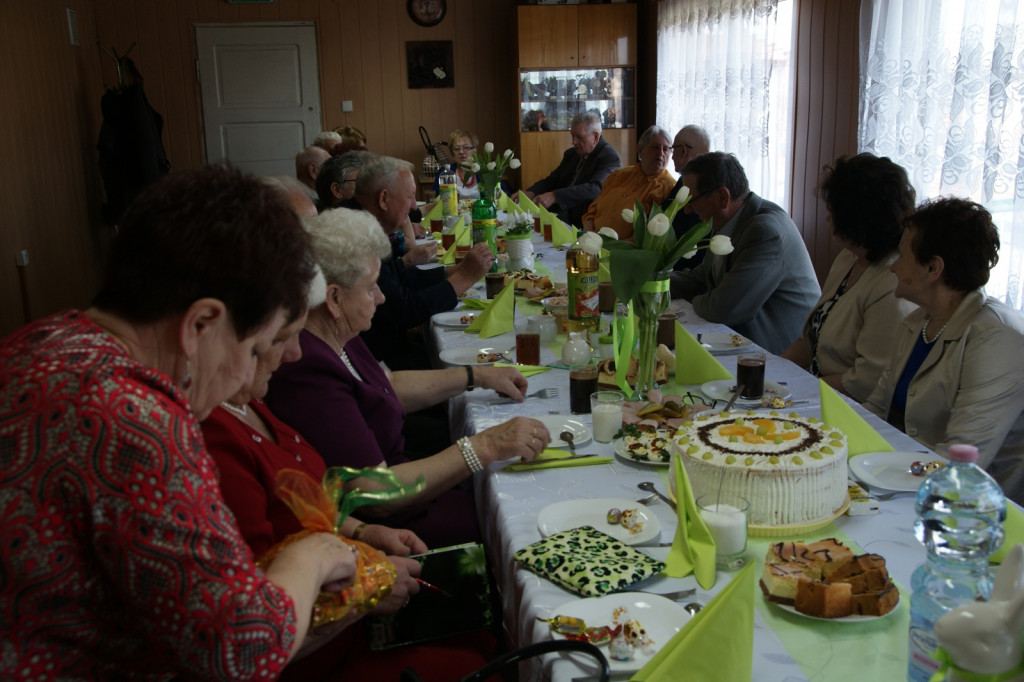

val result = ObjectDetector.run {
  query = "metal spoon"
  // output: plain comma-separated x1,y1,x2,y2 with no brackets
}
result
684,602,703,616
637,482,676,510
560,430,576,452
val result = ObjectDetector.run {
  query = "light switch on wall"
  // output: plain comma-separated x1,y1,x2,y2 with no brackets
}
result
341,100,353,113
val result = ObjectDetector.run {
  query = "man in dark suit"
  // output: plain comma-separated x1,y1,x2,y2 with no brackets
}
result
670,152,821,354
515,111,621,228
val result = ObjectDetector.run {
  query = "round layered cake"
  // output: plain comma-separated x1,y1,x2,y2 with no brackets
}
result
671,411,848,527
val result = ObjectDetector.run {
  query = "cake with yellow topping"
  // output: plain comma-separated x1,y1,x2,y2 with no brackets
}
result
671,411,848,527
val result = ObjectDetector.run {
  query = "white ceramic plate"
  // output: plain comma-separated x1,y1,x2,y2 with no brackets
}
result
613,435,672,468
699,332,753,354
432,311,478,328
547,593,691,673
533,415,593,449
537,498,660,546
438,346,508,366
849,451,935,492
700,379,792,406
766,590,901,623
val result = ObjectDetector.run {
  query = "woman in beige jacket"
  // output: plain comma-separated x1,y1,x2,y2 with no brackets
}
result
782,154,917,402
866,198,1024,505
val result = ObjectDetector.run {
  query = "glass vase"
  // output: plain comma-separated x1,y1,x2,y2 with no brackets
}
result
633,278,671,399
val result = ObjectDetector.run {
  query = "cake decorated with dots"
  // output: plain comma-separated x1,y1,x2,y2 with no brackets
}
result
671,411,848,527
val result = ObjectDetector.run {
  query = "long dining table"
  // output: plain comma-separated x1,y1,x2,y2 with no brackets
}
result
423,230,936,681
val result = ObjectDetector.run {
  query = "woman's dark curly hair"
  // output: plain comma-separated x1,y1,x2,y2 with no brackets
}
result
819,153,915,264
905,197,1000,292
92,164,315,339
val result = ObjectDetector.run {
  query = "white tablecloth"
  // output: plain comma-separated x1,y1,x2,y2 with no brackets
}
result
425,234,929,681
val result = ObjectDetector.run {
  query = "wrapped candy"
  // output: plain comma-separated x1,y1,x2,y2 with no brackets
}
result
256,466,425,627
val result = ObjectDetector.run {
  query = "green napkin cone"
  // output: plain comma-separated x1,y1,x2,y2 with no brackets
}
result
423,200,442,221
518,191,539,214
459,298,488,310
632,562,755,681
819,379,894,457
674,324,734,383
663,453,717,589
465,282,515,338
551,219,578,247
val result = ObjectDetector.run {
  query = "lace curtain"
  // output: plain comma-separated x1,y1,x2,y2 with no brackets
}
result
656,0,790,203
859,0,1024,308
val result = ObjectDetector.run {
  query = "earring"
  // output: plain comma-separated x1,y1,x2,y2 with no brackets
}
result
182,358,192,390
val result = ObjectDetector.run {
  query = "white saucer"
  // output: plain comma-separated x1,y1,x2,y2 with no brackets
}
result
537,498,660,546
700,379,791,406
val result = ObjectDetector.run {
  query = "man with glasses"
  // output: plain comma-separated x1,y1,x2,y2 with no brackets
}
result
670,152,820,354
663,125,711,270
581,125,676,240
514,111,621,229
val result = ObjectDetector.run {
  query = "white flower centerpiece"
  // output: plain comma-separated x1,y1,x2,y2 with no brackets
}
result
596,189,732,398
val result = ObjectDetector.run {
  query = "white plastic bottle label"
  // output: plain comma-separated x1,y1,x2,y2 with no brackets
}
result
907,615,940,681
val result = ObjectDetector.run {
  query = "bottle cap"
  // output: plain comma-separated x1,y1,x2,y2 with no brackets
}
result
947,444,979,464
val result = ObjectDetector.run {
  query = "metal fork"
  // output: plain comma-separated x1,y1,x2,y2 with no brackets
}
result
636,492,659,506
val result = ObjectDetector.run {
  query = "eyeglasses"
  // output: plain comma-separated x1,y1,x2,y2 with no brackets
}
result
689,187,721,203
451,145,476,153
671,144,692,152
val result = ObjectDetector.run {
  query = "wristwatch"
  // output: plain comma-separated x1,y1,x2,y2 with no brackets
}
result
465,365,475,391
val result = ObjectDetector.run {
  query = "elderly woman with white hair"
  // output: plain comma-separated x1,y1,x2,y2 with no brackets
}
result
266,208,549,547
581,124,677,240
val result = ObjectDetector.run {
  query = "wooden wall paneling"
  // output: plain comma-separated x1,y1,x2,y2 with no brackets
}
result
0,1,105,334
155,0,190,167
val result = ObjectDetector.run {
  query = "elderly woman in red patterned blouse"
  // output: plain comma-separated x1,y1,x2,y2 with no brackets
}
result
0,165,361,680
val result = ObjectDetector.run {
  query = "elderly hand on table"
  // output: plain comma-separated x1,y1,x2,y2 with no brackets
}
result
401,240,437,267
356,524,428,557
474,416,551,463
369,555,422,616
473,365,528,401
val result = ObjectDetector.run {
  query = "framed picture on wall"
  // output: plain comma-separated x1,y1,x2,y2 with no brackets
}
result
406,41,454,89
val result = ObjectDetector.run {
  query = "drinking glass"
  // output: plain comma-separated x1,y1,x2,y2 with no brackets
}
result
569,367,598,414
696,493,749,570
515,319,541,366
736,352,766,399
590,391,624,443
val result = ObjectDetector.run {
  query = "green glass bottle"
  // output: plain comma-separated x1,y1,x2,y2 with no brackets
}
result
472,186,498,273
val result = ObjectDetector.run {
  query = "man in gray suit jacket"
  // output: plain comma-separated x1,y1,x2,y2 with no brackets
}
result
670,152,820,354
515,111,621,228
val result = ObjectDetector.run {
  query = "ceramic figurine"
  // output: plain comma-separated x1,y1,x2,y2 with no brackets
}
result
934,543,1024,681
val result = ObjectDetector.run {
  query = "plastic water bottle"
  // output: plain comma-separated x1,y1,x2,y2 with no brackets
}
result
439,164,458,219
906,444,1006,682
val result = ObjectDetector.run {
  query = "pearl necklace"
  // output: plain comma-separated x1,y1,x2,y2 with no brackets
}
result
921,318,950,344
220,402,248,418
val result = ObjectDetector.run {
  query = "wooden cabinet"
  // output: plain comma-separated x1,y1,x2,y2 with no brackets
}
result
516,4,638,189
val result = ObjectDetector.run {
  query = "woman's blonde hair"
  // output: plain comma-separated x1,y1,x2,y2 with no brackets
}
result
303,208,390,291
448,129,478,151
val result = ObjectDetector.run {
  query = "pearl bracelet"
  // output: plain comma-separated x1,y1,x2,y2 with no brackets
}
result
457,437,484,473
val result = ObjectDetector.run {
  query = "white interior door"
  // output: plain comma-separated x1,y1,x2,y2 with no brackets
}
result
195,23,321,177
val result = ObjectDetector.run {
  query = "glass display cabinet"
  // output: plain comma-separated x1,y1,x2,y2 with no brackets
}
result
519,66,635,132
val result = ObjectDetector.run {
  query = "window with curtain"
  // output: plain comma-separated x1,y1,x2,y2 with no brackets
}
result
656,0,794,205
860,0,1024,308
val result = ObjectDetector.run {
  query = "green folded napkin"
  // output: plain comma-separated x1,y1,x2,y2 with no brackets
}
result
551,219,578,247
455,216,471,246
493,362,551,377
498,191,515,212
991,506,1024,564
504,448,613,471
459,298,488,310
423,200,442,221
632,562,755,681
465,281,515,338
675,324,734,384
663,452,717,589
598,249,612,283
819,379,894,457
514,526,664,596
518,191,539,214
517,298,545,317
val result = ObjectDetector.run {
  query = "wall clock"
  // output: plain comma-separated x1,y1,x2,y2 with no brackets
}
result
408,0,446,28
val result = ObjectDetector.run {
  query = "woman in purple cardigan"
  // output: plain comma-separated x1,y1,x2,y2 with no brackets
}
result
266,208,549,546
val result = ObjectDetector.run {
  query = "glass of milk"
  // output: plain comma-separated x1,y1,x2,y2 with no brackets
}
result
589,390,625,443
696,493,749,570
